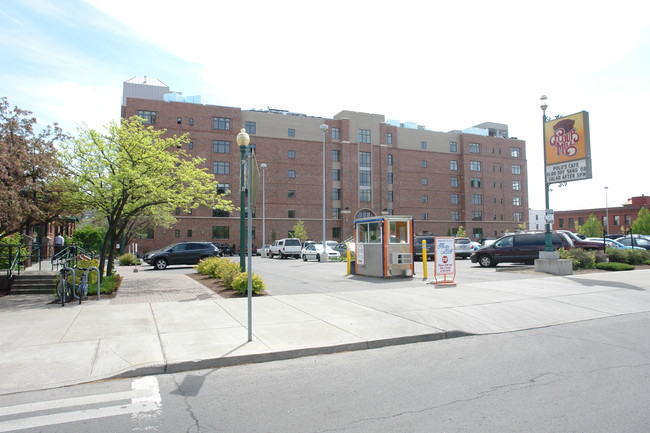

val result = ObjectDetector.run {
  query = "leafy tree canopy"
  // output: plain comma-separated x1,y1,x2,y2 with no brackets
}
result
631,207,650,235
290,220,309,243
62,116,233,275
0,97,70,240
577,213,604,238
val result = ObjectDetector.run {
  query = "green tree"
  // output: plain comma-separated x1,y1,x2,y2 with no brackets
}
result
290,220,309,242
578,213,604,237
62,116,233,276
71,224,107,254
0,97,71,240
456,225,467,238
631,207,650,235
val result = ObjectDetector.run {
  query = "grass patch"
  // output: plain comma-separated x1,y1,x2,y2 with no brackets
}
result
87,274,121,295
594,262,635,271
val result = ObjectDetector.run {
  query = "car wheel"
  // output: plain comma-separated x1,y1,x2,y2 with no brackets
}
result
316,254,321,261
154,258,168,270
302,254,307,261
478,254,493,268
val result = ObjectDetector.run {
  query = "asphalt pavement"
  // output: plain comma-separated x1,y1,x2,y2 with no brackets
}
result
1,260,649,395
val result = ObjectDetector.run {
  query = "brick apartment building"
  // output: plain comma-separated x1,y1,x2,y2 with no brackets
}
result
554,194,650,235
121,77,529,252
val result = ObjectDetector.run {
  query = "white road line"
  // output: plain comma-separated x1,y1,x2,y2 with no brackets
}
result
0,376,161,432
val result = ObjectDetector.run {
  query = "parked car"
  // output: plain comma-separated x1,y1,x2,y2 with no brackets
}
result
584,238,645,250
301,244,341,261
259,244,272,257
470,231,574,267
244,244,258,255
143,242,220,270
556,230,605,250
212,242,234,256
413,235,436,261
455,237,475,259
269,238,302,259
615,236,650,250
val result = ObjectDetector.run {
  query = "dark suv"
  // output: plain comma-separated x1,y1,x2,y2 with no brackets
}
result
143,242,220,270
470,232,574,267
414,236,436,261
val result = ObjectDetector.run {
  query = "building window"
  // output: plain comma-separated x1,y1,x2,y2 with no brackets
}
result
386,133,392,144
213,117,231,130
511,147,520,157
387,172,393,184
288,128,295,137
423,213,429,220
332,127,340,139
213,208,230,217
189,118,194,126
422,160,427,168
451,177,459,187
288,150,296,159
358,129,371,143
388,191,393,202
187,229,192,238
421,141,427,149
288,170,296,178
213,140,230,154
175,207,181,215
216,183,231,195
359,151,371,167
212,226,229,239
421,178,428,185
137,110,157,124
471,178,481,188
614,215,620,226
512,165,522,175
333,227,342,237
512,180,522,190
469,143,481,153
513,196,522,206
288,210,296,218
472,211,482,221
470,161,481,171
514,212,523,222
559,218,565,228
213,161,230,175
388,154,393,166
288,190,296,198
332,169,340,181
450,160,458,171
332,150,340,162
332,188,341,200
422,195,428,203
188,141,194,149
451,193,459,204
579,217,585,225
450,141,457,152
451,211,459,221
471,194,482,205
359,171,371,186
245,121,256,134
625,215,631,225
569,217,574,227
332,208,341,219
360,190,371,202
177,117,182,124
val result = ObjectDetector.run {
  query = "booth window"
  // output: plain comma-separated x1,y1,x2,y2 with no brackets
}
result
389,220,409,244
357,222,382,243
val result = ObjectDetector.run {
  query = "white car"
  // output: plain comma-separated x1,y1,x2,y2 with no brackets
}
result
301,244,341,262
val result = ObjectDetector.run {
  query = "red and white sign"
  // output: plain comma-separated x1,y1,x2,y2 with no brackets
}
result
434,237,456,285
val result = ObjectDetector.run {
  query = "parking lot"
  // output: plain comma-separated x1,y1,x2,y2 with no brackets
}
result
146,255,544,297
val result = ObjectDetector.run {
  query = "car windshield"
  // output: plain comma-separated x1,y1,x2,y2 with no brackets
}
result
285,239,301,246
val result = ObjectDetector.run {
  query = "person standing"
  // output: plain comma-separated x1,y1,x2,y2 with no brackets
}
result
54,232,64,255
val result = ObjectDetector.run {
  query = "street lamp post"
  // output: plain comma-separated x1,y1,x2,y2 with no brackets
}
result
260,163,267,254
604,186,609,236
541,95,553,252
320,123,329,262
237,129,250,272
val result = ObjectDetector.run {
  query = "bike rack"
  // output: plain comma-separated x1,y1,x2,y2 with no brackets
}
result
59,266,76,299
72,266,101,301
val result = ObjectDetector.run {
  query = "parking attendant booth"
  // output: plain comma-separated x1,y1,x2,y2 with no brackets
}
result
353,216,414,278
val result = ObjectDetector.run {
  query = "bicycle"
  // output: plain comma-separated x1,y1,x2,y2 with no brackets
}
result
75,267,90,304
57,268,72,307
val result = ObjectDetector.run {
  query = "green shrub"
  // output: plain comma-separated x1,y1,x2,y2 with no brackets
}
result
559,248,598,270
606,248,650,265
77,259,100,285
595,262,635,271
214,259,242,288
118,253,137,266
195,256,222,275
230,272,266,296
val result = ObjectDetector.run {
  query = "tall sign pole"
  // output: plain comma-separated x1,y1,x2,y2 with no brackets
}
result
541,96,553,251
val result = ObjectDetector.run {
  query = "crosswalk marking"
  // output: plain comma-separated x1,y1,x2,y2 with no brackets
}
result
0,376,161,432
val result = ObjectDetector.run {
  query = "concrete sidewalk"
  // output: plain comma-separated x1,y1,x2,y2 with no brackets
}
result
1,266,649,395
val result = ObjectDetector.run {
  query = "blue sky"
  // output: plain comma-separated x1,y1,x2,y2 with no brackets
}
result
1,0,649,214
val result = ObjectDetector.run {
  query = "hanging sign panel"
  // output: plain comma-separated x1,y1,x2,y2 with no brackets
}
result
544,111,592,184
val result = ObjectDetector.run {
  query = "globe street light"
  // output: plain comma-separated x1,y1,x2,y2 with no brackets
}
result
236,128,250,272
260,163,267,255
540,95,553,252
320,123,329,262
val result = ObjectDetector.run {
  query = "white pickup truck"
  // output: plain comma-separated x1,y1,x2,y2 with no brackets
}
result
269,238,302,259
